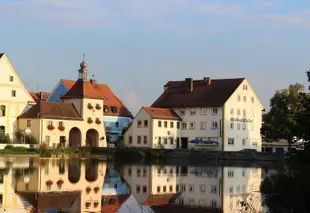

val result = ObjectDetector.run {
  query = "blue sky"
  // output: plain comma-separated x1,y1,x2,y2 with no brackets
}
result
1,0,310,114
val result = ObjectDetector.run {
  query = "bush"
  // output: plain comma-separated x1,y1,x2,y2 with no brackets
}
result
0,133,11,144
4,145,14,149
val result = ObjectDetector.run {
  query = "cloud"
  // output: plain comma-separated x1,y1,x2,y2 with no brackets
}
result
123,92,143,116
196,3,245,17
262,10,310,28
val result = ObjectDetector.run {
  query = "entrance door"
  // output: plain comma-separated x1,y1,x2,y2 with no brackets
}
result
181,137,188,149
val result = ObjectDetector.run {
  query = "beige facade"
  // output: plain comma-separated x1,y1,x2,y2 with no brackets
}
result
0,53,34,141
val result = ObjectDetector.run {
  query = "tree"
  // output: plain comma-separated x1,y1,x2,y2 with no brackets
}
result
268,83,307,155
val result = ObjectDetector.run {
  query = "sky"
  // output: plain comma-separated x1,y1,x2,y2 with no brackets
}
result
1,0,310,115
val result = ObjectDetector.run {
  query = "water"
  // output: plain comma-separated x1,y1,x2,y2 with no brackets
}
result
0,157,272,213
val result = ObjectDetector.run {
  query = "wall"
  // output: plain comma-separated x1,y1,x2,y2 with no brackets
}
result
47,81,69,102
152,119,180,149
104,116,132,142
173,107,223,151
0,55,34,140
124,108,152,148
150,165,177,195
18,118,41,142
224,79,263,152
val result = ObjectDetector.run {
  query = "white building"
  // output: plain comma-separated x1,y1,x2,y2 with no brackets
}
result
124,107,181,149
151,77,264,151
0,53,34,141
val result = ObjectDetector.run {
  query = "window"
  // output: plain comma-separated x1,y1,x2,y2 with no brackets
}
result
157,186,161,193
176,137,180,145
180,109,185,116
242,123,246,131
189,184,194,192
200,184,206,193
170,122,174,128
158,121,162,127
177,122,180,129
190,108,196,116
143,136,148,144
243,84,248,90
252,140,258,147
26,120,31,127
242,138,246,146
48,121,53,126
251,97,255,103
181,184,186,192
189,122,195,130
144,120,148,127
169,185,173,192
158,137,161,144
243,109,247,117
230,122,234,129
182,122,187,129
238,95,241,101
0,105,5,117
169,168,173,174
237,123,241,131
200,108,207,115
212,108,218,114
164,121,167,128
228,138,234,145
128,168,132,176
200,121,207,130
228,170,234,177
137,168,141,177
170,138,173,145
211,200,217,208
103,105,109,112
212,122,218,129
230,108,234,115
143,186,147,194
115,122,120,128
176,184,179,192
164,138,168,145
114,184,118,189
45,136,50,146
110,106,118,113
211,185,217,194
237,109,240,115
163,186,167,192
230,186,234,194
128,136,133,144
136,185,141,193
242,169,246,177
243,96,247,103
59,121,63,127
9,76,13,82
137,120,142,127
137,136,141,144
11,90,16,97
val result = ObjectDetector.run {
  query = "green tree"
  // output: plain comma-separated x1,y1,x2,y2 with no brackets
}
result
268,83,307,155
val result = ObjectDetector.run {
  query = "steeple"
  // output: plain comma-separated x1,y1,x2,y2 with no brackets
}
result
78,53,88,80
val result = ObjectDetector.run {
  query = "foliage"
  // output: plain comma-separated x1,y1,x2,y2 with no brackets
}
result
39,146,91,158
0,133,11,144
0,146,39,154
267,83,310,153
14,130,38,144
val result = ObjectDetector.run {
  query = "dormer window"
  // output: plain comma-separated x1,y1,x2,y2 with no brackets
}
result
103,105,109,113
110,106,118,113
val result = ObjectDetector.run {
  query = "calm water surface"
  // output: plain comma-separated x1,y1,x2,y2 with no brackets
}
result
0,157,271,213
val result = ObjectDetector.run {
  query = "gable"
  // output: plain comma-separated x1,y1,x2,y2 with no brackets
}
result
47,80,70,102
0,54,34,102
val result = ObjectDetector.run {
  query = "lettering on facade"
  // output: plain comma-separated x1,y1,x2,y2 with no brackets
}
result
230,118,253,123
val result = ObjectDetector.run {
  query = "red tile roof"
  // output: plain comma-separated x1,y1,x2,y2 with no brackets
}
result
152,78,245,108
18,101,82,120
101,195,130,213
29,92,51,103
143,194,176,207
143,107,182,121
61,79,103,100
61,79,133,118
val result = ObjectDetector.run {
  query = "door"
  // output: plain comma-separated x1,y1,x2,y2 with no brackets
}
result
181,137,188,149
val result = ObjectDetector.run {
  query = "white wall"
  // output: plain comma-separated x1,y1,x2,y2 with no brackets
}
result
173,107,223,150
152,119,180,149
224,79,263,151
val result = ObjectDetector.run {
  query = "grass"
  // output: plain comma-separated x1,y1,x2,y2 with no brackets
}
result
0,145,39,155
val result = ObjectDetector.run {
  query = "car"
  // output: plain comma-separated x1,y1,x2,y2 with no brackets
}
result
240,149,258,152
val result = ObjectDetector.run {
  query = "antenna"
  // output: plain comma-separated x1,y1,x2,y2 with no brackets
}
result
82,53,85,61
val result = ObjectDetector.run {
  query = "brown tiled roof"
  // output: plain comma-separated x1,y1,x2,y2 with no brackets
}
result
60,79,133,118
143,107,182,121
144,194,176,206
152,78,245,108
61,79,103,100
18,101,82,120
29,92,50,103
101,195,130,213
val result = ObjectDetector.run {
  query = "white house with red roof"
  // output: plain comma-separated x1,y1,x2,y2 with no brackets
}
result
124,107,181,149
47,63,133,145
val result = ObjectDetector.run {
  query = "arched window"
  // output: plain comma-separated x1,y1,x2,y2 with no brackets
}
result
0,105,5,117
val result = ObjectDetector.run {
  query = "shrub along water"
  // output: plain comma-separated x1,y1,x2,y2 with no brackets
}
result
39,146,91,158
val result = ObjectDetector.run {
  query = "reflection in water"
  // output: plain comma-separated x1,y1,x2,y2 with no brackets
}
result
0,157,264,213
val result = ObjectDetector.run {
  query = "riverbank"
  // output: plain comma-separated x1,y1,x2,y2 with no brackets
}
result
91,147,285,163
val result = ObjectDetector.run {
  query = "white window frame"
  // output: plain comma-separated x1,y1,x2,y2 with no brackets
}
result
200,121,207,130
190,108,196,116
200,108,207,115
211,121,218,129
228,138,234,145
212,108,218,115
180,109,185,116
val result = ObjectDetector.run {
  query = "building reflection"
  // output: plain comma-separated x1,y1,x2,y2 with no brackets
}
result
122,165,262,213
13,158,106,213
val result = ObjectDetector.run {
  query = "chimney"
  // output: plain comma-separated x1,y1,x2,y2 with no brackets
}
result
203,77,211,85
185,78,193,92
90,79,96,86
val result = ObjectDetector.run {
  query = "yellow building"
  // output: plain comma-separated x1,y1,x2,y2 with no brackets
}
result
0,53,35,141
17,60,107,147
